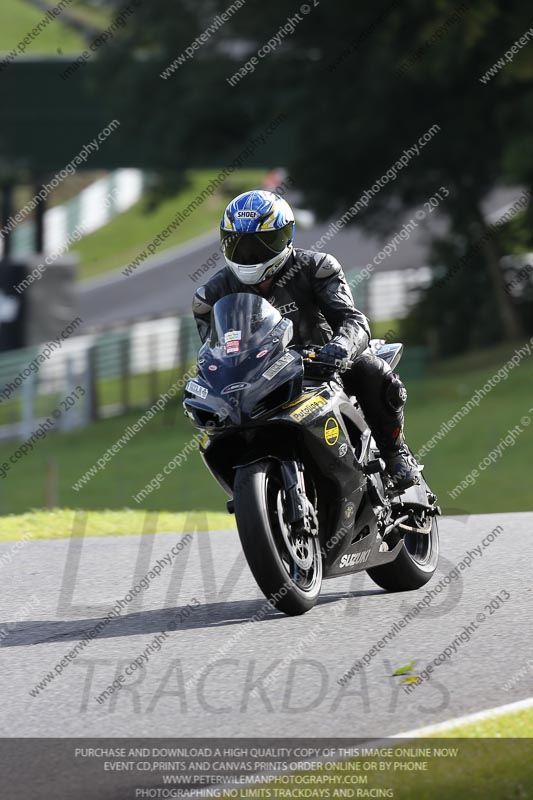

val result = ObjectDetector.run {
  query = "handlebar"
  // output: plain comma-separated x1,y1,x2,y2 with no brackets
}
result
293,348,352,373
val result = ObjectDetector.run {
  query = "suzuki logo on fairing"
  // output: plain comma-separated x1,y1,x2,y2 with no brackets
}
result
339,550,371,568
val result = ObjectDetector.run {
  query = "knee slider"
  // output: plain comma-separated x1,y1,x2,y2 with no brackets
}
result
383,372,407,412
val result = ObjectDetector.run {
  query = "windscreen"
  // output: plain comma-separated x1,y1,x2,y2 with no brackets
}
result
209,293,282,356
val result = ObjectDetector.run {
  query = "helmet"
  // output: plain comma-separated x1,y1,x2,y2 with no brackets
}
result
220,190,295,285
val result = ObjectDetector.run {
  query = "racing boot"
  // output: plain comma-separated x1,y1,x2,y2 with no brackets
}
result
382,439,421,491
376,419,421,490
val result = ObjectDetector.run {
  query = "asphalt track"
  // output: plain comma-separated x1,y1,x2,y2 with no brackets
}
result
77,224,405,329
1,511,531,737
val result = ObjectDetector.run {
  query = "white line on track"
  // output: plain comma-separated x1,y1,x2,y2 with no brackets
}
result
393,696,533,738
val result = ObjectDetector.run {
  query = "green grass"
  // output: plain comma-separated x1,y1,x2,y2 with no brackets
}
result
0,399,227,516
296,736,533,800
405,339,533,513
439,707,533,737
370,318,399,339
0,509,232,541
0,0,85,54
0,341,531,519
94,368,179,411
73,169,266,280
255,711,533,800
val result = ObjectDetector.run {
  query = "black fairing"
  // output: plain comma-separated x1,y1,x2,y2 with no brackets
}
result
184,295,407,578
184,294,303,428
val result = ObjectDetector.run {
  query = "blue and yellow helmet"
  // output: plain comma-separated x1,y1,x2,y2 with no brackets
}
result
220,190,295,285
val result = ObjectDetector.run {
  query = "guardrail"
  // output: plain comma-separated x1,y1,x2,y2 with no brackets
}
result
0,314,200,441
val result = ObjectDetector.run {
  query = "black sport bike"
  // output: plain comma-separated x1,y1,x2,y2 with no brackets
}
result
184,294,440,616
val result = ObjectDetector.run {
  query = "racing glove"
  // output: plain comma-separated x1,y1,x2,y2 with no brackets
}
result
308,342,350,378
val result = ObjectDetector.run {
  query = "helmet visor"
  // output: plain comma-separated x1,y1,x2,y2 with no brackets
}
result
221,223,293,266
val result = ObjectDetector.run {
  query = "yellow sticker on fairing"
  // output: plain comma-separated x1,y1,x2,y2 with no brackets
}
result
324,417,340,445
282,390,316,409
289,395,327,422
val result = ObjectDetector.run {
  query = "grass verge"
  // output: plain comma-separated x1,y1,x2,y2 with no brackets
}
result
438,705,533,737
0,0,84,53
258,712,533,800
0,509,233,541
407,338,533,513
304,736,532,800
0,400,227,514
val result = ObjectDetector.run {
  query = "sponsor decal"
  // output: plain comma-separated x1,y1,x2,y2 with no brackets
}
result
339,443,348,458
277,301,298,316
262,352,295,381
235,210,259,219
324,417,340,445
208,364,218,372
186,381,208,400
343,502,355,522
282,391,316,409
339,549,371,569
221,382,249,394
256,349,269,359
224,330,242,342
225,341,241,355
289,395,327,422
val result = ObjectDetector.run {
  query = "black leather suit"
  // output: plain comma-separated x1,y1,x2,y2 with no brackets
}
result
192,248,407,453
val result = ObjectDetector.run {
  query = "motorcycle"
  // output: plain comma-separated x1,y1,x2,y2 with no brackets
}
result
183,293,440,616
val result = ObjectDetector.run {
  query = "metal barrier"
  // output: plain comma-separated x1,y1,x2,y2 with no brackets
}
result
346,266,432,321
0,314,200,441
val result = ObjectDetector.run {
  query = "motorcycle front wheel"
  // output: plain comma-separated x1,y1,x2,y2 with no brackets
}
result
234,459,322,616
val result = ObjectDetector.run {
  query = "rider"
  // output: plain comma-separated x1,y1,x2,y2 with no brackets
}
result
192,190,420,490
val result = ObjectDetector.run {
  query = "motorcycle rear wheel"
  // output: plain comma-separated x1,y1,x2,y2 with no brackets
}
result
367,516,439,591
234,459,322,616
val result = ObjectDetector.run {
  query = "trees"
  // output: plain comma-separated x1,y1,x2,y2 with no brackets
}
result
101,0,533,351
278,0,532,346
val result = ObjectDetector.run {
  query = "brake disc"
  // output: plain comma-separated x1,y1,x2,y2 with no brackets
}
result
276,493,314,570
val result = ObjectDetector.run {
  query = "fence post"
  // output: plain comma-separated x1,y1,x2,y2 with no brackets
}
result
87,345,99,422
120,335,130,414
21,370,36,440
60,357,75,432
149,331,158,405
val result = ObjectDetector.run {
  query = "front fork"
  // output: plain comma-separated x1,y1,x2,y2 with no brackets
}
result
280,460,317,537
